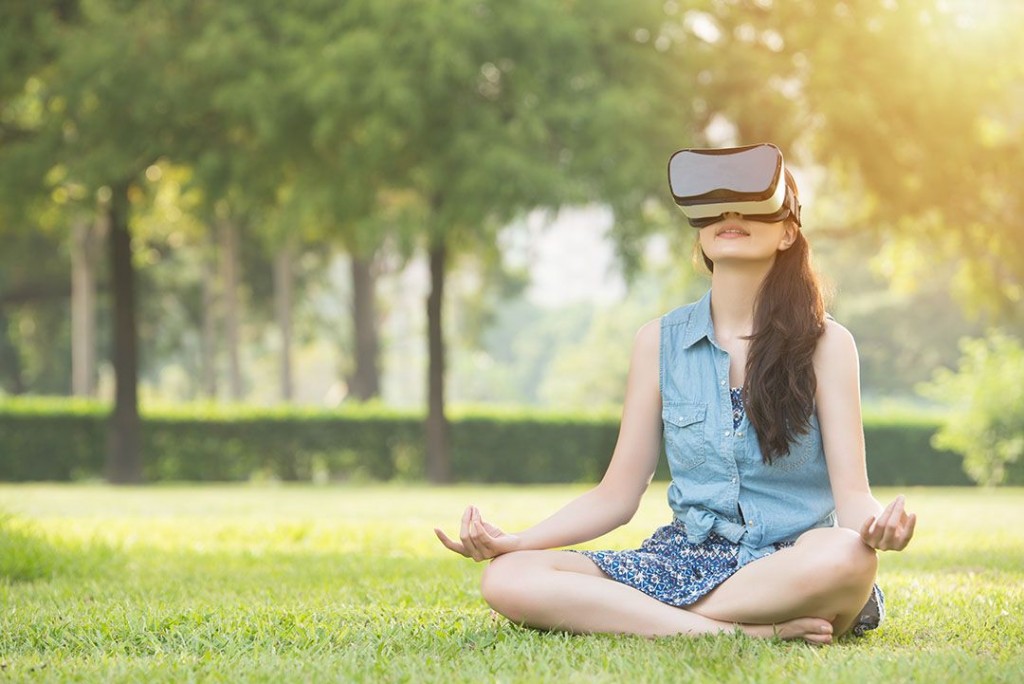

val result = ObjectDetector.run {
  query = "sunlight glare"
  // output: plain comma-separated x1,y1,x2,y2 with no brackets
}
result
937,0,1022,31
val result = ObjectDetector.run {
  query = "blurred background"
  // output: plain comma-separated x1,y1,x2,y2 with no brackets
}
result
1,0,1022,486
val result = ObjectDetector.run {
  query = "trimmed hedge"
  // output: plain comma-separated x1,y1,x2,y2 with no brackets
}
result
860,409,973,486
0,397,974,485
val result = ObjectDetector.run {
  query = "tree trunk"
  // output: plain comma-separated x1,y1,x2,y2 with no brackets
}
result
273,239,294,402
425,240,452,483
200,243,219,398
219,218,243,400
70,208,105,397
106,182,143,484
349,253,381,401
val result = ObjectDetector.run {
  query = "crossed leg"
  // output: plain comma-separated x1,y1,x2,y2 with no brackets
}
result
689,527,878,636
480,527,876,644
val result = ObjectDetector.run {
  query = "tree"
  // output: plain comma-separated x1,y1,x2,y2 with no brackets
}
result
337,0,698,481
0,3,81,397
278,2,420,403
919,332,1024,485
688,1,1024,323
179,0,389,405
69,204,105,397
4,0,208,481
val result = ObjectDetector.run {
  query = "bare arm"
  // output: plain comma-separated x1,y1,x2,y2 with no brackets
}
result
815,320,916,551
435,318,664,560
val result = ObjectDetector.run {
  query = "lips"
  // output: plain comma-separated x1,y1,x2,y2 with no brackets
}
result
716,224,750,236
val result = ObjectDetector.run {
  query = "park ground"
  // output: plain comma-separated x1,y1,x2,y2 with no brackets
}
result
1,483,1022,683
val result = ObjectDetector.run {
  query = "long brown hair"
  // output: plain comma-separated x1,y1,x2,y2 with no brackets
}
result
745,230,826,463
701,174,827,464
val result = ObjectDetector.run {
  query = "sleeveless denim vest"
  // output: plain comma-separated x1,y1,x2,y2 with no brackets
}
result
660,290,836,567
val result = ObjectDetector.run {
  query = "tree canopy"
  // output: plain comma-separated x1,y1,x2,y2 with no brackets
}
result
1,0,1022,483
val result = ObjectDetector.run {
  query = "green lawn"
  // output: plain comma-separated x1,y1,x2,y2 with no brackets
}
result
1,483,1022,683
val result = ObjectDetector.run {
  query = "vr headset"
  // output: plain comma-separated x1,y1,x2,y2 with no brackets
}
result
667,143,801,228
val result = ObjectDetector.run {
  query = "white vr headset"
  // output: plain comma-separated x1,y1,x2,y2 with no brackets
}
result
667,143,801,228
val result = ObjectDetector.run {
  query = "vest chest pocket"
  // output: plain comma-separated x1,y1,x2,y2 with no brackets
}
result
662,402,707,471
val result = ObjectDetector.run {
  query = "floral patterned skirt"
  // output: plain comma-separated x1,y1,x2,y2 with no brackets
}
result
574,518,884,636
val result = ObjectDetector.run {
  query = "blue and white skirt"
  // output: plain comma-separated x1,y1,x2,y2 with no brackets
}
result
574,518,884,636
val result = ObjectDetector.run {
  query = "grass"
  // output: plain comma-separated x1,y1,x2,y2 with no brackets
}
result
0,483,1022,683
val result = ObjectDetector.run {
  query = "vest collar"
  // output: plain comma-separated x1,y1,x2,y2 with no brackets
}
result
681,290,715,349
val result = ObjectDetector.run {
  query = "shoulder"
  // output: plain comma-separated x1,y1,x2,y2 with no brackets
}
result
818,317,857,350
627,318,663,397
814,318,859,372
660,296,705,329
633,317,661,356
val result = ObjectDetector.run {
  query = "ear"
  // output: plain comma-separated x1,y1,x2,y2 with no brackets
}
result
778,223,799,251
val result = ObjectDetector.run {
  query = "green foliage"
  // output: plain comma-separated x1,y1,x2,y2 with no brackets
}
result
918,332,1024,486
0,485,1022,682
704,0,1024,320
814,227,991,398
0,397,970,486
3,0,1021,408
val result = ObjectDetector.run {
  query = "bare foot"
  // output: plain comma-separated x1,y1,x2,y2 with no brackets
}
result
742,617,833,645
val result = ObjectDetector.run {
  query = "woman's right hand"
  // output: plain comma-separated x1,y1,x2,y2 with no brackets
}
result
434,505,521,561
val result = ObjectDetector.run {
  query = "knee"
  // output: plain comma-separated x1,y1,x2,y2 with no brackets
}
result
480,552,532,619
479,553,512,606
799,528,878,593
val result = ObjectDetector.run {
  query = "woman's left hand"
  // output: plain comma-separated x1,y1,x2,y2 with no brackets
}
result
860,494,917,551
434,506,521,561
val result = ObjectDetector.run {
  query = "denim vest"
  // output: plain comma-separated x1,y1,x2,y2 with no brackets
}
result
660,290,836,567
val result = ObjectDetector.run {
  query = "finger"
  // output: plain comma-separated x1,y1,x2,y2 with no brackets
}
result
460,507,483,561
468,510,485,545
470,511,500,559
878,523,897,551
468,507,490,561
471,519,495,559
880,500,908,550
870,496,899,534
886,496,907,535
467,506,482,536
895,512,917,550
459,507,471,542
874,496,898,527
859,515,877,546
860,514,875,539
864,526,883,550
891,495,906,520
877,513,901,550
434,528,468,556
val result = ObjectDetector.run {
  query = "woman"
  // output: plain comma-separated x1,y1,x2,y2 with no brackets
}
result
435,145,916,644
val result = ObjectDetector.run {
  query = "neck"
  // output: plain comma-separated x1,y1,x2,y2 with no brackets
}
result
708,259,774,342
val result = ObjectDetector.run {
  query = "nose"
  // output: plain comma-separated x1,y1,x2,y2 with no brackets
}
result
722,211,742,219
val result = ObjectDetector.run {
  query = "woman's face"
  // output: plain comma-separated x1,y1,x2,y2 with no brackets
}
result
697,212,798,267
